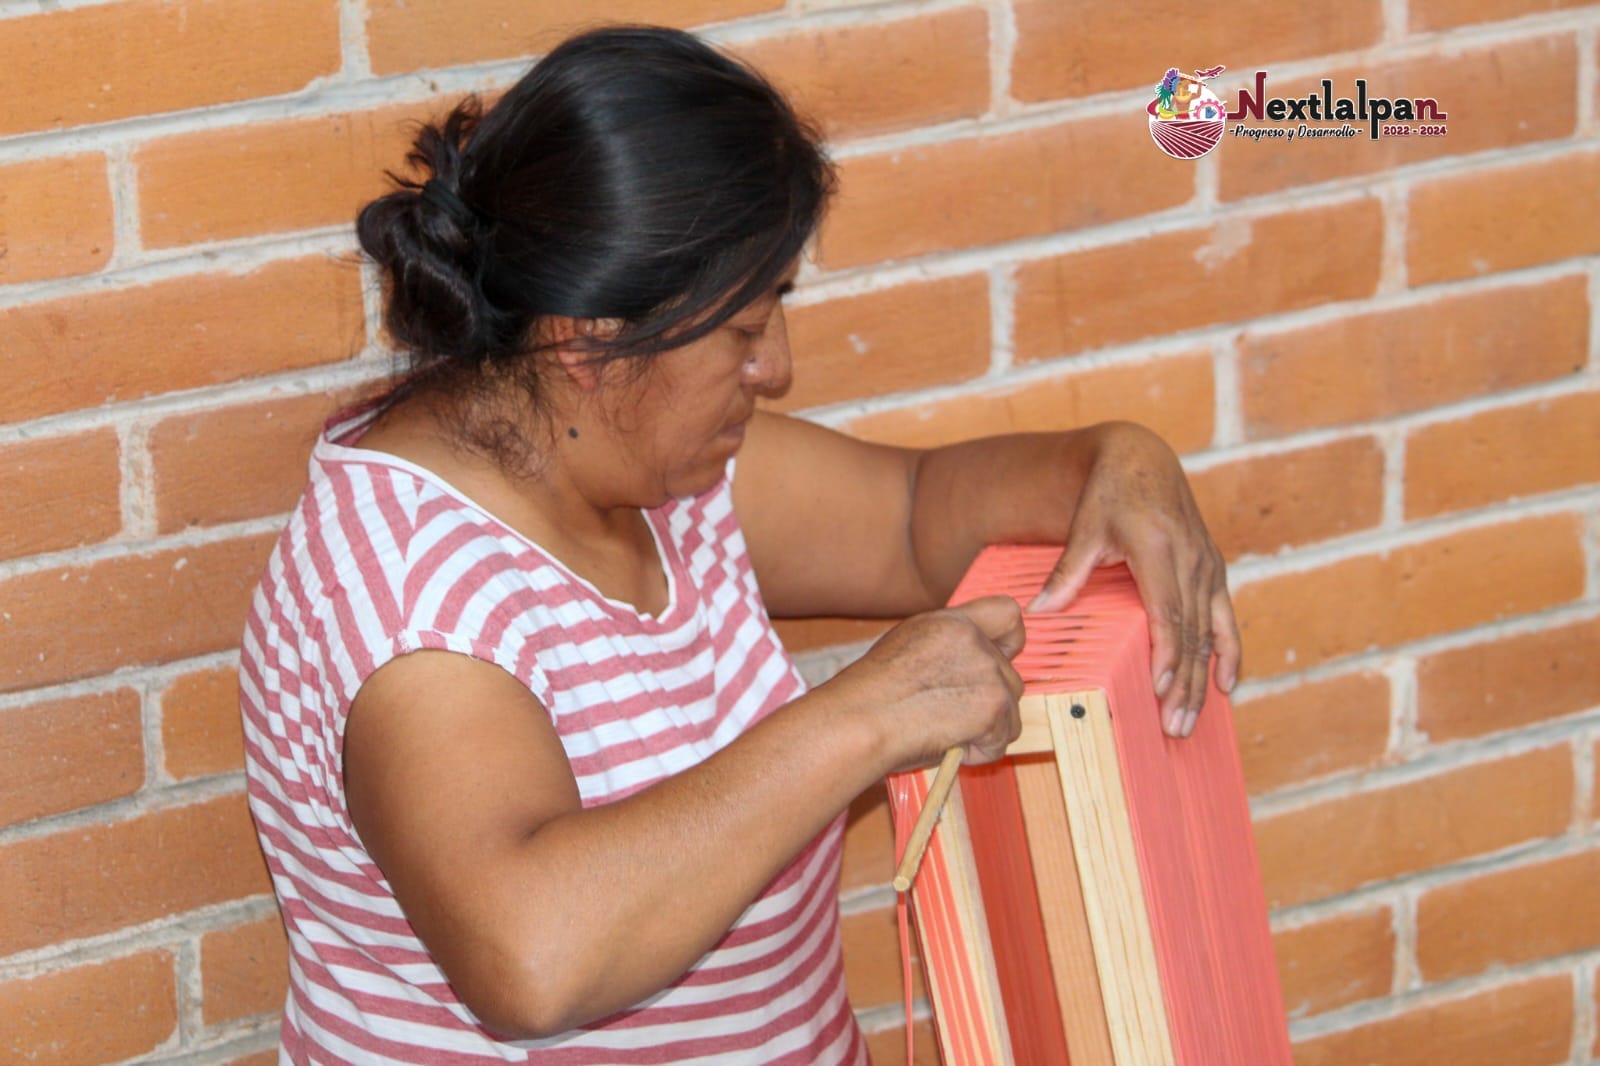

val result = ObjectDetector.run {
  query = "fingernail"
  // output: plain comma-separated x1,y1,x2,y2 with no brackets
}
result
1181,709,1198,738
1026,591,1049,613
1163,706,1182,736
1156,670,1174,697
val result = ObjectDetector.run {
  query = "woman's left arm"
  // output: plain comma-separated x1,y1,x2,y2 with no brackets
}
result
734,413,1240,737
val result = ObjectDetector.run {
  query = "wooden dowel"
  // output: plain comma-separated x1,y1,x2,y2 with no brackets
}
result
892,746,965,893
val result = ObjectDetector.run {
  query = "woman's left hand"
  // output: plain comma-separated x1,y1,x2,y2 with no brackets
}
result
1026,422,1240,739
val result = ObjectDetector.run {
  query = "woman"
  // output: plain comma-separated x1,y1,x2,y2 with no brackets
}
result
240,25,1239,1064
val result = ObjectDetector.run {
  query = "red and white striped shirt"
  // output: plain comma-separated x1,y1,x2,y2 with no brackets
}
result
240,405,868,1064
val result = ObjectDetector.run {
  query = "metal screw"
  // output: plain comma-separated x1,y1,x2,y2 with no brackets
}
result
1070,703,1086,719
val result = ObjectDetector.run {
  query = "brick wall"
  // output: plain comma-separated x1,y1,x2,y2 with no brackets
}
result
1,0,1597,1062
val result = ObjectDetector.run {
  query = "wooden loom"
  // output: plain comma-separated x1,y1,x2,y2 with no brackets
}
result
887,546,1292,1065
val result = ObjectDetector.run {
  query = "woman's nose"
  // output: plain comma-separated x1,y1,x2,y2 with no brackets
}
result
743,316,793,397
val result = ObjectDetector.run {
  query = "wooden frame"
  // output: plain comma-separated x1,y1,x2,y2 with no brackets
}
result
889,550,1292,1065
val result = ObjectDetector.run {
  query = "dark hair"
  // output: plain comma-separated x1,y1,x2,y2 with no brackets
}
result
356,25,835,448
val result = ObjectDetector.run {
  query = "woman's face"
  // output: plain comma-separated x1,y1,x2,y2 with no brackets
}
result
596,275,795,502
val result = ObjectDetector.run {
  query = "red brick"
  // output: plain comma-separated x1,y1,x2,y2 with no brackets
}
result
841,905,925,1010
863,1019,939,1066
0,155,113,283
137,102,436,248
1233,515,1585,678
202,913,290,1023
1234,672,1391,795
1292,974,1572,1066
1417,848,1600,981
0,0,340,136
1218,36,1576,200
844,351,1214,456
1406,390,1600,519
840,786,895,892
777,275,990,411
1411,0,1593,29
1240,274,1588,438
1273,907,1394,1018
1255,746,1571,908
1016,199,1382,362
1011,0,1382,102
820,113,1194,270
735,8,989,142
0,427,122,562
0,689,144,827
1189,436,1385,560
1416,617,1600,742
150,392,346,532
0,534,277,695
163,667,246,780
0,257,365,423
0,951,177,1064
0,794,269,955
1408,149,1600,285
366,0,782,74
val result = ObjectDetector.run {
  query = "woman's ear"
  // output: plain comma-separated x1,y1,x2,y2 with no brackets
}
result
547,317,622,392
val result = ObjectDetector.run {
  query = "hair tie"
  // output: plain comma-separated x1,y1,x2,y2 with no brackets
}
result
420,178,484,233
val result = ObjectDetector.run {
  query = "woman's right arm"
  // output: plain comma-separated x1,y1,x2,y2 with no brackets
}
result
342,597,1024,1039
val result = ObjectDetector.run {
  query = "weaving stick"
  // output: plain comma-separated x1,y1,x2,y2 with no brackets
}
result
888,545,1292,1065
892,747,964,892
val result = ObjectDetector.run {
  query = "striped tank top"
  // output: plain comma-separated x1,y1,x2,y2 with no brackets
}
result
239,405,868,1064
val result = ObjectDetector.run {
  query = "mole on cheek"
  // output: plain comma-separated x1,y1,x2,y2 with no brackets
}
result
568,427,580,439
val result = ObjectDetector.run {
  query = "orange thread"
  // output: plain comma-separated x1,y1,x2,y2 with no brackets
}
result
888,546,1292,1064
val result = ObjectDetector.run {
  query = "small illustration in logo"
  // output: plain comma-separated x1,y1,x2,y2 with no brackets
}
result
1148,65,1228,159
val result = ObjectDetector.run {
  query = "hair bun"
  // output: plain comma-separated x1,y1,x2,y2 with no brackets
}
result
419,178,486,237
356,98,519,366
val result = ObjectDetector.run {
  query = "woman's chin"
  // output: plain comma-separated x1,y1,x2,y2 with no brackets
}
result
662,457,733,500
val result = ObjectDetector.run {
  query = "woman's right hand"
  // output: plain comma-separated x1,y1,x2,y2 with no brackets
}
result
832,594,1027,773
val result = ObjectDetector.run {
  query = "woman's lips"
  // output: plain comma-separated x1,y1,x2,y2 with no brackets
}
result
719,413,753,442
